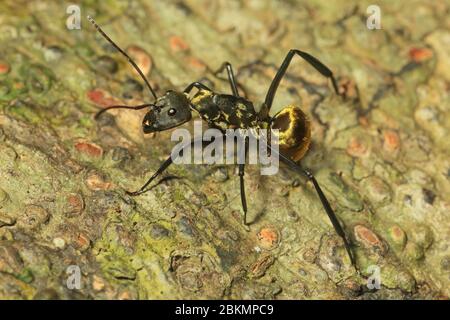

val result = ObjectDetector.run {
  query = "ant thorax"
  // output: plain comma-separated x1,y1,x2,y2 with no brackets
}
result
190,89,259,130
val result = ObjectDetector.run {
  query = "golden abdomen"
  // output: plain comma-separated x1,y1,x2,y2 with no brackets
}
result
270,105,311,162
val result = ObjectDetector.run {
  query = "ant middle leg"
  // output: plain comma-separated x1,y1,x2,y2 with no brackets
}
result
238,163,248,225
237,136,249,225
210,64,250,225
263,49,340,114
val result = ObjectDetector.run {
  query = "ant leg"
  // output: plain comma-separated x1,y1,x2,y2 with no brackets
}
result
184,82,212,94
238,137,249,225
94,103,153,119
239,163,248,225
267,145,356,267
185,79,249,225
211,66,250,225
264,49,340,113
127,136,210,196
213,62,240,97
301,168,356,268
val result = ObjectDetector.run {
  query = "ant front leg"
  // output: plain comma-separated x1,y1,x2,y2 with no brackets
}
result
263,49,340,115
184,81,212,94
127,136,213,196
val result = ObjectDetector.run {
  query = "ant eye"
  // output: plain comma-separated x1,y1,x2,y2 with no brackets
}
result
168,108,177,116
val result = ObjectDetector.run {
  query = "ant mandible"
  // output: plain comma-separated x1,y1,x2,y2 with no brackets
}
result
87,16,356,267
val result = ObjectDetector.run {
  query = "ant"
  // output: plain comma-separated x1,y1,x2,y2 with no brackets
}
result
87,16,356,267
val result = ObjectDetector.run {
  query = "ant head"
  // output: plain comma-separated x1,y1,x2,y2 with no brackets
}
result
142,91,192,133
87,17,192,133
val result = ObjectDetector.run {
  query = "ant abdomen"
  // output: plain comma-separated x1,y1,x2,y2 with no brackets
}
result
271,106,311,162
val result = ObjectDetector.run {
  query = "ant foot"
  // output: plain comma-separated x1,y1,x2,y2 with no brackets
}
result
126,190,142,196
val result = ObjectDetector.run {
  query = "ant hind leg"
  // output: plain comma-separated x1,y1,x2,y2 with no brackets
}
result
268,145,357,268
264,49,340,115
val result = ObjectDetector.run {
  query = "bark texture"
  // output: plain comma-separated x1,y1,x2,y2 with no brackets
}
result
0,1,449,299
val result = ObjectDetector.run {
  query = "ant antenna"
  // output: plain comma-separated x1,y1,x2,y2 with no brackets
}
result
87,16,158,101
94,103,155,120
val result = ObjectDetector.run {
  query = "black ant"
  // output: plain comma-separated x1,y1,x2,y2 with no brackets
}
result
87,16,356,267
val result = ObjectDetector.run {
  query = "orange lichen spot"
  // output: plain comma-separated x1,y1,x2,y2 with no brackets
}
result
0,62,10,74
383,129,400,152
118,291,133,300
75,233,91,251
354,225,385,252
169,35,190,53
346,137,368,157
389,225,406,247
257,226,280,250
127,45,153,75
358,116,370,128
13,82,24,90
186,56,207,71
66,193,84,215
409,47,433,63
74,139,103,158
250,254,275,278
87,88,122,107
92,275,106,291
86,172,112,191
338,77,358,99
